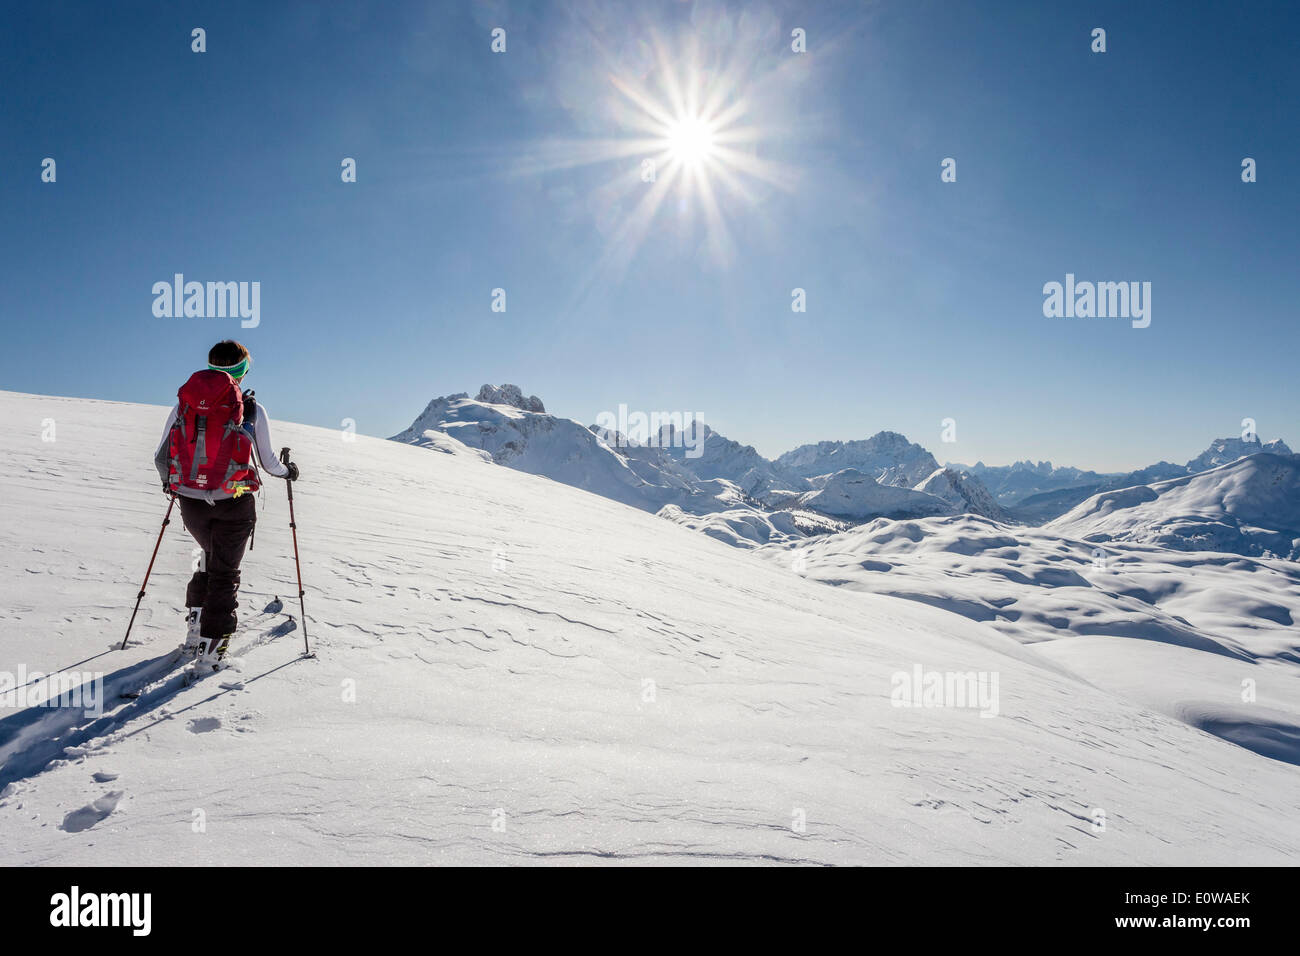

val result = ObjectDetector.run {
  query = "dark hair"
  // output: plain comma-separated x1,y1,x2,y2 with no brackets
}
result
209,340,250,367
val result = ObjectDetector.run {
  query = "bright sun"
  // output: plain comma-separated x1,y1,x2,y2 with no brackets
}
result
523,29,797,278
665,115,717,167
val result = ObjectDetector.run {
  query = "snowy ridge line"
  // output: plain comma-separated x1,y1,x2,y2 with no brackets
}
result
0,620,300,793
393,385,1297,552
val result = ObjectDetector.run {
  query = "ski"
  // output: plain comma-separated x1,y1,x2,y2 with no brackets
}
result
116,616,299,701
116,599,293,700
116,647,190,700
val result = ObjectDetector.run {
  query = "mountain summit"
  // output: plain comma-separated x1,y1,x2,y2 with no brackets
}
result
777,432,941,488
475,383,545,413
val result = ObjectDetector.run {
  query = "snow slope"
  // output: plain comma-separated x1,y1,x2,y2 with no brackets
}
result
1,390,1298,865
915,467,1006,520
657,504,844,550
1049,453,1300,559
793,469,952,521
761,513,1300,768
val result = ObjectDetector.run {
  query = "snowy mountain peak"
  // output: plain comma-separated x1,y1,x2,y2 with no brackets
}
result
776,431,940,487
475,383,545,413
655,423,808,499
1185,435,1293,473
915,467,1006,520
391,388,742,515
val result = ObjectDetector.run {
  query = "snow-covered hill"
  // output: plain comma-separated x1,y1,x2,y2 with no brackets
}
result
774,433,1003,521
1048,453,1300,559
762,512,1300,767
3,389,1298,864
657,504,843,550
792,469,951,521
915,467,1006,520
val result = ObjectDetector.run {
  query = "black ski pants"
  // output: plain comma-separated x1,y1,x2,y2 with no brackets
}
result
179,494,256,639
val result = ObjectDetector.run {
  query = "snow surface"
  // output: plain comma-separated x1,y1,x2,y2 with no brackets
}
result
1,390,1298,865
763,513,1300,767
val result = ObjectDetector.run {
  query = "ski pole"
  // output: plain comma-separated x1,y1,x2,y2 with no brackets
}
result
121,494,177,651
280,447,312,657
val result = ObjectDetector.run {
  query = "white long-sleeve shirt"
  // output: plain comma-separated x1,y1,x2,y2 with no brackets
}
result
155,395,290,496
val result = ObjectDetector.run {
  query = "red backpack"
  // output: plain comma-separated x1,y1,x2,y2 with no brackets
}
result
166,370,260,497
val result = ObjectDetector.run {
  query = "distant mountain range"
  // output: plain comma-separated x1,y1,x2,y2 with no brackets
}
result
392,384,1297,559
1004,436,1295,522
947,460,1116,505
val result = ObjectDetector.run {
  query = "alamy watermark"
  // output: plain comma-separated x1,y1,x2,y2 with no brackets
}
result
0,666,104,718
593,405,707,459
890,664,1000,718
50,886,151,936
1043,273,1150,329
152,274,260,328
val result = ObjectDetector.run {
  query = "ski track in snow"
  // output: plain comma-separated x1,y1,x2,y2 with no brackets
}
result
0,391,1297,865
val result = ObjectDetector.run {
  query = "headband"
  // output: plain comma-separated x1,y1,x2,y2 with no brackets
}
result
209,355,251,379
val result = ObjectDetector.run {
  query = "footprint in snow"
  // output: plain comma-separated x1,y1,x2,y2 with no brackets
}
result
187,717,222,734
91,771,119,783
60,791,122,833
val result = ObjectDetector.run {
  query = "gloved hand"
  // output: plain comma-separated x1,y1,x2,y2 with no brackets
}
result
285,461,300,482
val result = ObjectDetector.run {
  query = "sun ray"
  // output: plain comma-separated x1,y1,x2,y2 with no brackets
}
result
509,23,802,293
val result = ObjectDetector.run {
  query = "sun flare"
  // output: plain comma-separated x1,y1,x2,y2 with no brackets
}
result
664,115,717,168
515,27,799,284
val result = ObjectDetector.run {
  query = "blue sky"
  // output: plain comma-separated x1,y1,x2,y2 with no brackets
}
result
2,0,1296,471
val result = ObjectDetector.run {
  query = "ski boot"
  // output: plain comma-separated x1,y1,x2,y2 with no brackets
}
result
195,634,232,671
182,608,203,656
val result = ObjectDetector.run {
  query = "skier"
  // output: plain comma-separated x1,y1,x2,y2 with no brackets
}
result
153,340,299,666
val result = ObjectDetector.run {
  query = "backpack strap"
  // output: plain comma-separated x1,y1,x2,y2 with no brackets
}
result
189,415,208,482
166,415,184,490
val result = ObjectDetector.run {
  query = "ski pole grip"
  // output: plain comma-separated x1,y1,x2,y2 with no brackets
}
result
279,447,291,465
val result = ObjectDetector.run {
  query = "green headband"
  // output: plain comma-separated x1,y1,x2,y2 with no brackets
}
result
209,355,251,379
